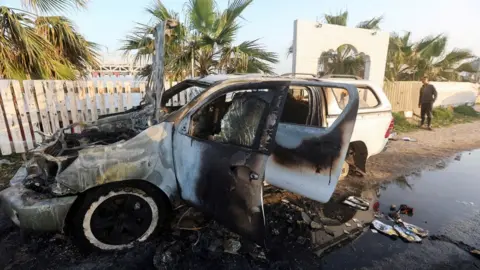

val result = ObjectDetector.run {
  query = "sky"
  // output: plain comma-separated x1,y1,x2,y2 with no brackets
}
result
3,0,480,74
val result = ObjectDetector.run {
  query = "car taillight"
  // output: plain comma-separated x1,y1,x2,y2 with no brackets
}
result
384,118,394,138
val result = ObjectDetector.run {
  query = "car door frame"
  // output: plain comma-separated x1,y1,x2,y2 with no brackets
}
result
264,80,359,203
171,79,291,244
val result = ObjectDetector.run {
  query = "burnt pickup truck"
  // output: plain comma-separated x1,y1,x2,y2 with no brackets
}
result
0,74,359,250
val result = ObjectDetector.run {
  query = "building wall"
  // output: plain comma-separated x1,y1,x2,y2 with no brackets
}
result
292,20,390,86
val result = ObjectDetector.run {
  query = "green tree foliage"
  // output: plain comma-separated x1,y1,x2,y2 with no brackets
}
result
121,0,279,81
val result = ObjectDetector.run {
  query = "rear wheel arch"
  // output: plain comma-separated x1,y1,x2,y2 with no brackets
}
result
348,141,368,173
63,180,172,236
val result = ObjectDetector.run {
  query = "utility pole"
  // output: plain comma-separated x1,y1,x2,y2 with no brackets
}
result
150,19,178,121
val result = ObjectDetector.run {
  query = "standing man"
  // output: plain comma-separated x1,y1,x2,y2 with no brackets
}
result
418,76,438,130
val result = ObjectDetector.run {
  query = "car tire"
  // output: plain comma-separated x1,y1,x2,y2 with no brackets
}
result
70,183,168,251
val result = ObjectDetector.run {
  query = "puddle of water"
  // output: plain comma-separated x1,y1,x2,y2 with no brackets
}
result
321,149,480,269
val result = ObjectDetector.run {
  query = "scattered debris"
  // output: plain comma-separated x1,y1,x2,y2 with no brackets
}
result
343,230,350,235
393,225,422,242
342,196,369,211
373,201,380,212
223,239,241,254
399,204,414,215
371,229,378,234
345,223,352,227
324,227,335,237
0,159,13,166
357,223,363,228
256,251,267,260
301,212,312,224
436,160,446,168
318,217,342,226
401,221,429,238
388,211,401,221
390,204,397,211
271,228,280,236
471,249,480,259
371,219,398,237
454,154,462,161
352,218,359,223
310,221,323,230
402,137,417,142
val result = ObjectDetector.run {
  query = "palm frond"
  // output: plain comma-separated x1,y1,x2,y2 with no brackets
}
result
324,10,348,26
434,49,475,68
0,6,97,79
186,0,216,34
21,0,88,13
356,16,383,30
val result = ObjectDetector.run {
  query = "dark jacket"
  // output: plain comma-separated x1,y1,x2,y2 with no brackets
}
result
419,83,438,104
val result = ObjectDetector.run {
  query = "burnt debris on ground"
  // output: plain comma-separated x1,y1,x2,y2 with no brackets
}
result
0,185,370,270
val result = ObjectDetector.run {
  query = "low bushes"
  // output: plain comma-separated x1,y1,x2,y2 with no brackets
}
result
393,105,480,132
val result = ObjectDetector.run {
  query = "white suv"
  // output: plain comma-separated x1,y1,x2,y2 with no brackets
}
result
167,73,393,179
319,75,393,178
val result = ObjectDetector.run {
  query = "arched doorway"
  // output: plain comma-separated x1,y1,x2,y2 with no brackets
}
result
317,44,370,78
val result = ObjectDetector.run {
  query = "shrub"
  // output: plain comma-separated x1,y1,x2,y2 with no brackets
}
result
392,112,417,132
453,105,480,117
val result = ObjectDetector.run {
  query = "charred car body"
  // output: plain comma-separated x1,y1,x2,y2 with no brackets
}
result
0,75,359,250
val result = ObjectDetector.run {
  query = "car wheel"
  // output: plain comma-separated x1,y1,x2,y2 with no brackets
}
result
70,184,167,251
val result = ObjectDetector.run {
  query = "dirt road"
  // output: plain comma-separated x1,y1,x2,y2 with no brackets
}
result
338,120,480,192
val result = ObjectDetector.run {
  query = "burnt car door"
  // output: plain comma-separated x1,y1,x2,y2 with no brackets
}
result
172,81,289,243
264,81,359,203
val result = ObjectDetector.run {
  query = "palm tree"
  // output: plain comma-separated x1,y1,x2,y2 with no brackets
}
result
385,33,477,81
318,44,366,77
318,11,383,77
122,0,278,81
0,1,98,79
384,31,415,81
323,10,383,30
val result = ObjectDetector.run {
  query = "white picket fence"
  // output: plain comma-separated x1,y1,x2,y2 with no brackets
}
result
0,80,152,156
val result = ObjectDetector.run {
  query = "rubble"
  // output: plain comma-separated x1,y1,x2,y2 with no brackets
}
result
310,221,323,230
301,212,312,224
0,159,13,166
223,239,241,254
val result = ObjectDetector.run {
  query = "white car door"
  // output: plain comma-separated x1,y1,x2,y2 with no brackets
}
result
265,81,359,203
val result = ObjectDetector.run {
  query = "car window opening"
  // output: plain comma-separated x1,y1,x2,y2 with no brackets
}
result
190,89,272,148
280,87,311,125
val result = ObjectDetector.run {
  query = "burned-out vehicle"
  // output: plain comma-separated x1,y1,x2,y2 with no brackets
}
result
0,74,359,250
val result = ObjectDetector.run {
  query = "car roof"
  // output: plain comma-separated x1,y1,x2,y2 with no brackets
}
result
190,74,378,88
318,78,379,87
192,74,269,84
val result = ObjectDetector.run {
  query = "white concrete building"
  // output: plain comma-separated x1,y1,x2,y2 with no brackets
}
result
291,20,390,86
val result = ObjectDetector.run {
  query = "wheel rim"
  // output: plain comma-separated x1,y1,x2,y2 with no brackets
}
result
90,194,153,245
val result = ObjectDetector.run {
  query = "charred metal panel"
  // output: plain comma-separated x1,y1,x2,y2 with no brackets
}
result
172,81,291,244
0,185,76,231
51,122,177,198
173,134,267,244
265,82,359,203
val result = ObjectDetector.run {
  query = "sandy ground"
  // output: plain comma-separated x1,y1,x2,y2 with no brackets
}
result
338,120,480,193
